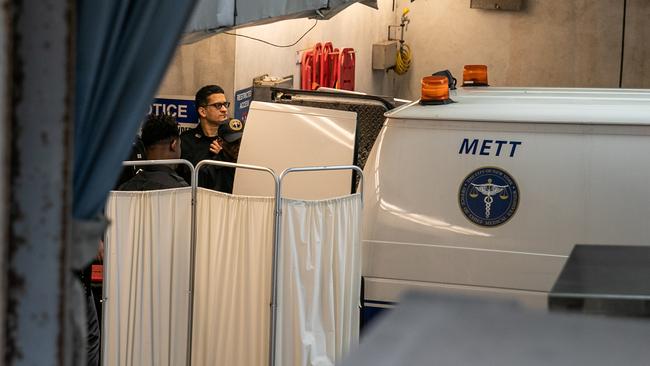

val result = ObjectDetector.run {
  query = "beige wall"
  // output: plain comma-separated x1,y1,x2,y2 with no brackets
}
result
395,0,627,100
622,0,650,88
232,0,397,96
159,0,649,102
157,33,236,100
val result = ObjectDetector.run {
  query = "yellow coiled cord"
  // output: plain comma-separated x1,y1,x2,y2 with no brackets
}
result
395,43,411,75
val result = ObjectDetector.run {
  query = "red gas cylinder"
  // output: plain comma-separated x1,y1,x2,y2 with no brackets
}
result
320,42,334,88
338,48,355,91
328,48,340,88
311,43,323,90
301,50,314,90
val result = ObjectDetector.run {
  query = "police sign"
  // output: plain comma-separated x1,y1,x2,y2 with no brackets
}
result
150,96,198,132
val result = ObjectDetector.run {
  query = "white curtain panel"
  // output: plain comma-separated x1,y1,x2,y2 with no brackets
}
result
276,193,363,366
103,188,192,366
192,188,275,366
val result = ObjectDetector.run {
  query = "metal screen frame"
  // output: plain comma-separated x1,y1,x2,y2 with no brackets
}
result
273,165,364,366
101,159,195,366
278,164,364,203
103,161,363,366
188,160,280,366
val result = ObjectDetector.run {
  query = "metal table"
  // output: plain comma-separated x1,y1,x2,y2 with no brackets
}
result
549,244,650,318
340,291,650,366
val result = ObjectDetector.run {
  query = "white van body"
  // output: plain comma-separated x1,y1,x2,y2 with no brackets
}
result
362,87,650,309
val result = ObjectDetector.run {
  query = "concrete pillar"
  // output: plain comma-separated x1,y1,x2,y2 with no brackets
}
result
6,0,75,364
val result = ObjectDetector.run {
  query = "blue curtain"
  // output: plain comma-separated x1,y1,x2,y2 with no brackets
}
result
74,0,198,219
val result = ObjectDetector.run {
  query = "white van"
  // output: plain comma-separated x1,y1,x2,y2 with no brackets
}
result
362,86,650,311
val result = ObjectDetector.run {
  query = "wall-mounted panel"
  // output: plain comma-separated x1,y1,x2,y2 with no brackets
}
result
470,0,523,11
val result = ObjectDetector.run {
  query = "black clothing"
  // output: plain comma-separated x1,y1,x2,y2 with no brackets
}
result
179,124,235,193
115,136,146,189
180,124,218,166
118,165,188,191
198,159,236,193
86,289,100,366
75,268,100,366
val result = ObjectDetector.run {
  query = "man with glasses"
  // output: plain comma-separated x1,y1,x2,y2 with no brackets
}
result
179,85,233,187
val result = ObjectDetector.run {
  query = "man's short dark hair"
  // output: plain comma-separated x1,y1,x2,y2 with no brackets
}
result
141,114,179,148
195,85,225,112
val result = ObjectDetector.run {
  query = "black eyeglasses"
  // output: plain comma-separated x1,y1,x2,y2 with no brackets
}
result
205,101,230,109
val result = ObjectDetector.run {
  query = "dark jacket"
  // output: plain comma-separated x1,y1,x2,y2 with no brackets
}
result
114,136,146,189
179,124,235,193
118,165,188,191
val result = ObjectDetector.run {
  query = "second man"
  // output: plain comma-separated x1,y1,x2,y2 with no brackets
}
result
180,84,246,193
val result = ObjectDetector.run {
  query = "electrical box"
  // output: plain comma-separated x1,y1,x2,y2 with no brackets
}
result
372,41,398,70
470,0,523,11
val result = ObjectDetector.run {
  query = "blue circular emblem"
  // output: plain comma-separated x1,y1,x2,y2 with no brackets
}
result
459,167,519,227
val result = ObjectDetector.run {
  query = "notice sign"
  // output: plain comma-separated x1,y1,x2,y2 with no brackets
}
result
150,96,198,132
234,87,253,123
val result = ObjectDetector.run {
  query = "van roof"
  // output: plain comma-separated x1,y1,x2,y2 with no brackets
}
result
386,87,650,125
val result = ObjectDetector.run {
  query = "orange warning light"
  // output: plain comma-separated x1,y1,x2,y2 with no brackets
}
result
462,64,488,86
421,76,449,102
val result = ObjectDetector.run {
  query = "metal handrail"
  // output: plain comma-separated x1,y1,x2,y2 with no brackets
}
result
186,160,279,366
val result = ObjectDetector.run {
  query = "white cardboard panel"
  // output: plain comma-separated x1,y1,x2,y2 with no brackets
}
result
234,101,356,199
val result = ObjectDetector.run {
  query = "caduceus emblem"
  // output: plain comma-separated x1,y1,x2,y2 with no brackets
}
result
469,178,509,218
